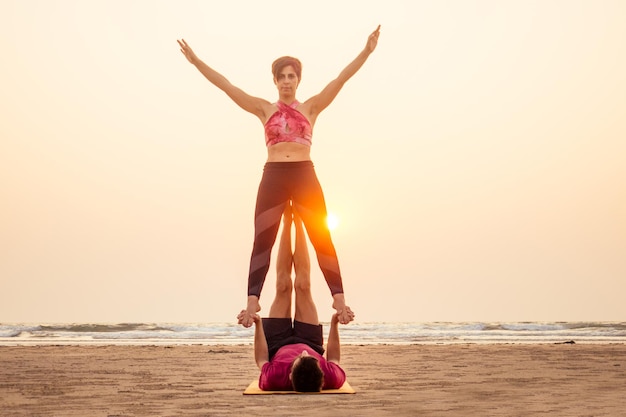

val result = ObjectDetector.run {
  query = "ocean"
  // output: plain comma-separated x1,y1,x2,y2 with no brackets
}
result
1,322,625,346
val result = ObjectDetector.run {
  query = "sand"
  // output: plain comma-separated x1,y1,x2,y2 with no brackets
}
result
1,343,625,416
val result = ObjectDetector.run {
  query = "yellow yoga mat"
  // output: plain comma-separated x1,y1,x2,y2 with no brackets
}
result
243,380,356,395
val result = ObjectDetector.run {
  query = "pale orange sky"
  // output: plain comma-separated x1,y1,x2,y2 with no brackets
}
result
1,0,625,324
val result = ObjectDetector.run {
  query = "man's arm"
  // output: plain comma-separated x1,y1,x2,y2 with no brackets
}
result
305,25,381,117
253,314,269,369
177,39,271,120
325,313,341,364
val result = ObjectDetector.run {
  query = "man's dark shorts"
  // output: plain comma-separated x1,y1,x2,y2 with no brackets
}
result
263,318,325,360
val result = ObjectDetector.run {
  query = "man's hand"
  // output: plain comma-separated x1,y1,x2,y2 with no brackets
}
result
336,306,355,324
237,296,261,328
238,311,261,325
237,309,260,328
332,293,355,324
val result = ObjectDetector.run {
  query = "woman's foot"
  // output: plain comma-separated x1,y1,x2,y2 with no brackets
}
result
237,296,261,328
332,293,355,324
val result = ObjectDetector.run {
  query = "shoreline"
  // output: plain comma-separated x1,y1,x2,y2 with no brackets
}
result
3,321,624,346
1,340,624,347
2,344,625,416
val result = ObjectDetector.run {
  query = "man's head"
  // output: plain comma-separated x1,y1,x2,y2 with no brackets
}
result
290,351,323,392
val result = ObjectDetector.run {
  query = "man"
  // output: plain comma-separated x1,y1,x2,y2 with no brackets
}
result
238,204,353,391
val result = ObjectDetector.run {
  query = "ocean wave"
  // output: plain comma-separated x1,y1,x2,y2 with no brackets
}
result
1,322,625,346
38,323,171,333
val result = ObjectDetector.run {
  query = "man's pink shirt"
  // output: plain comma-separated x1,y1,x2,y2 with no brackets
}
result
259,343,346,391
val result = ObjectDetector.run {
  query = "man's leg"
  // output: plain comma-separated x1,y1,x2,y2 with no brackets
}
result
292,209,319,325
260,204,298,360
268,204,294,319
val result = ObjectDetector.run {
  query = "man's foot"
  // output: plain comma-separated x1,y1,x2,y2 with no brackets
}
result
237,296,261,328
335,306,355,324
332,293,355,324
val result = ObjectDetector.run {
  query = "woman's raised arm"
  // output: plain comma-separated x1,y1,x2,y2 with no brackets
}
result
178,39,271,120
305,25,381,118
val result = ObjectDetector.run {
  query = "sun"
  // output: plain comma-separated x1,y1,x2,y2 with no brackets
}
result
326,212,339,231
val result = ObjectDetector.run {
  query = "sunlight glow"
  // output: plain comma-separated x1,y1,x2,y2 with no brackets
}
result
326,212,339,231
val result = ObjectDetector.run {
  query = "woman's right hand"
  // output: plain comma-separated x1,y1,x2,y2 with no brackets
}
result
177,39,198,64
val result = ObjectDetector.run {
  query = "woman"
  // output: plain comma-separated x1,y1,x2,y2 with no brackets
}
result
178,25,380,327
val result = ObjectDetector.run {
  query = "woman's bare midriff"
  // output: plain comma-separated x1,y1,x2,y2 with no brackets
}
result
266,142,311,162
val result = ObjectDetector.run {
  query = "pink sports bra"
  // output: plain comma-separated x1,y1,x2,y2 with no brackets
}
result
264,101,312,147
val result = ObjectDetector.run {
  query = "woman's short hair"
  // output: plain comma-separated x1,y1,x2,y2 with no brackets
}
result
272,56,302,81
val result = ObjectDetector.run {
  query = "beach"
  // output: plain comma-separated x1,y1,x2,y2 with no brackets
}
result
1,344,625,416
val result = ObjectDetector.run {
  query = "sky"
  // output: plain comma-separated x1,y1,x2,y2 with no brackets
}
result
1,0,625,324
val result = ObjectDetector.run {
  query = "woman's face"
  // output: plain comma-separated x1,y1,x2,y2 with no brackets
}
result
274,65,299,95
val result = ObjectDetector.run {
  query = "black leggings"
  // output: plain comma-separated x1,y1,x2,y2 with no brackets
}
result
247,161,343,298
